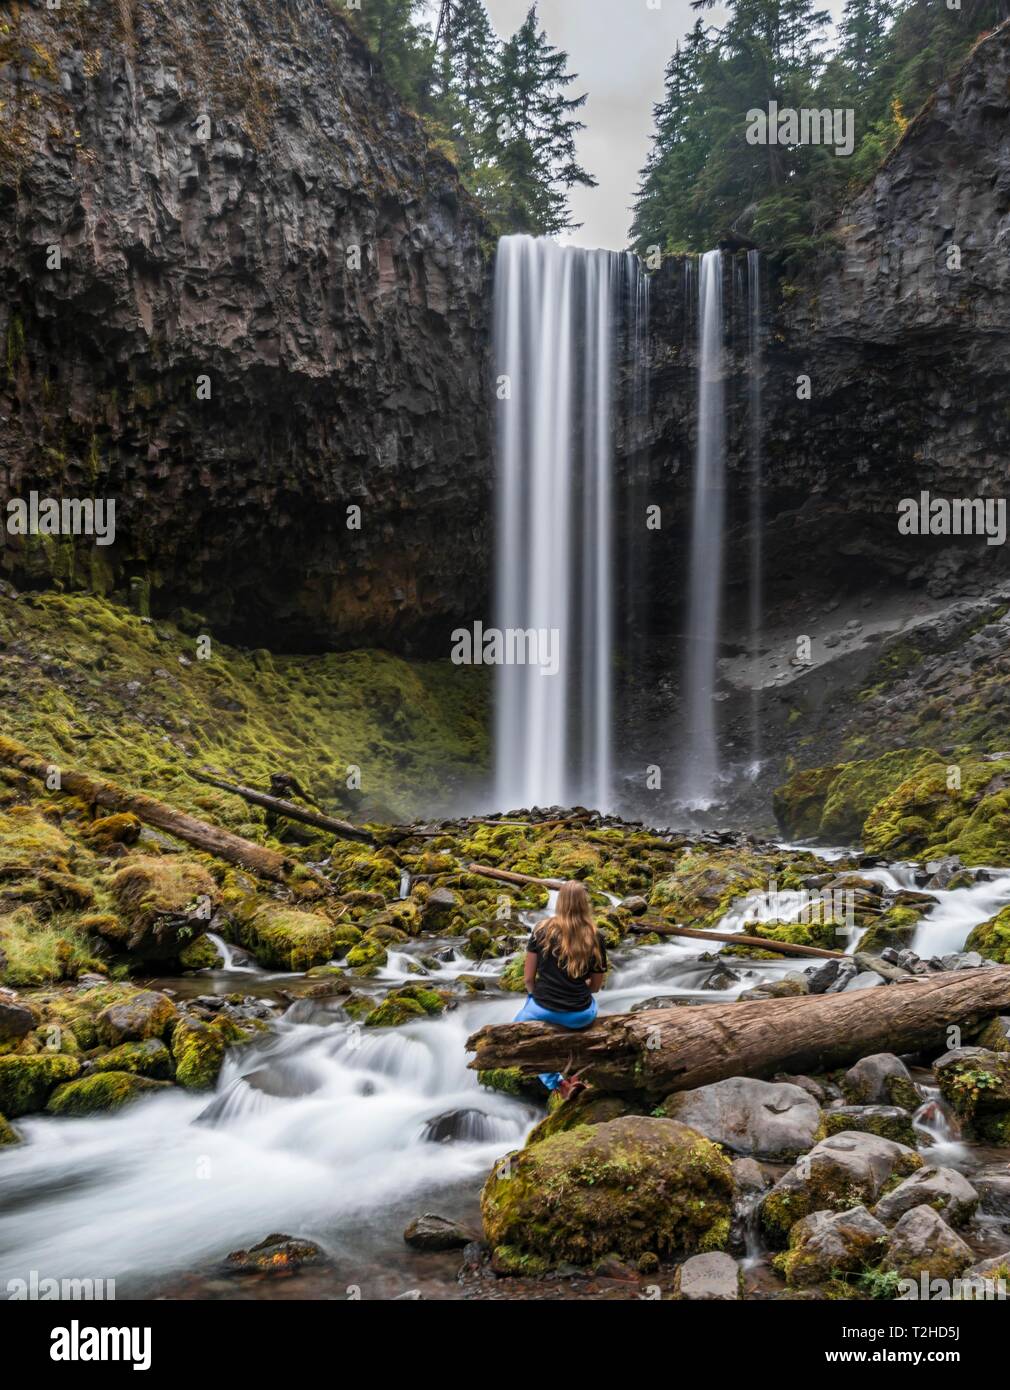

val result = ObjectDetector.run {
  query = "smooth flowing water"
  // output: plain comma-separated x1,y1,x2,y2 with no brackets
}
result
493,235,646,813
681,249,726,807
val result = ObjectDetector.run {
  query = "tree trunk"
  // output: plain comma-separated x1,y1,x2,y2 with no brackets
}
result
193,772,377,843
466,862,566,890
0,737,290,882
628,920,843,959
466,967,1010,1094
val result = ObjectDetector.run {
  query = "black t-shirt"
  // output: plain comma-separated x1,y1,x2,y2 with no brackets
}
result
527,924,608,1013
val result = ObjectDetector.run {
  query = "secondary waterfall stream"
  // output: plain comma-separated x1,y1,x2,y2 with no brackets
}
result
493,235,647,813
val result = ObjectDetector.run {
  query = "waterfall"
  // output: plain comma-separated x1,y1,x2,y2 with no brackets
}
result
493,235,646,812
747,249,763,774
681,249,726,806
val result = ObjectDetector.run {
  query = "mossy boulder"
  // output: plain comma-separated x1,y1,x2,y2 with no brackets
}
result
82,813,142,851
0,1113,20,1145
106,856,218,960
178,934,226,971
90,1038,174,1080
96,990,178,1046
0,1052,80,1116
819,750,938,842
498,954,527,992
776,1205,888,1288
862,758,1010,863
760,1131,923,1247
819,1105,917,1147
772,765,845,839
171,1016,226,1090
854,906,922,955
933,1047,1010,1121
237,905,347,971
749,919,842,951
966,905,1010,963
526,1090,643,1145
650,849,767,928
46,1070,170,1115
364,984,445,1028
480,1116,735,1269
478,1067,546,1101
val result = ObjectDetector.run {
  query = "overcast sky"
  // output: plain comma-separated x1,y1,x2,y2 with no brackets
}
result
423,0,846,251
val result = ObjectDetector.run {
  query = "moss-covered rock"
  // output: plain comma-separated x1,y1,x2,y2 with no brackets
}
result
819,750,939,842
772,765,845,839
478,1067,546,1101
854,906,922,955
364,995,426,1027
90,1038,174,1080
0,1113,20,1145
170,1016,226,1090
46,1070,171,1115
178,934,226,971
650,849,768,928
776,1205,888,1288
82,812,142,851
933,1047,1010,1121
863,758,1010,863
237,905,346,971
0,1052,80,1115
480,1116,735,1269
96,990,178,1045
525,1090,643,1145
107,855,217,952
966,905,1010,963
819,1105,917,1146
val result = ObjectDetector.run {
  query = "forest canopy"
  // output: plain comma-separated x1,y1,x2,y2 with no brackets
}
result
630,0,1006,264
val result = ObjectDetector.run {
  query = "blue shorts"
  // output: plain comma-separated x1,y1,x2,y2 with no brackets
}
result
513,994,597,1091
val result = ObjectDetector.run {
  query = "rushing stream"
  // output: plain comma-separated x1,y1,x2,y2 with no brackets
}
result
3,851,1010,1298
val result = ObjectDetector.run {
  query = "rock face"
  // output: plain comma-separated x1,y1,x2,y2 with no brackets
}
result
0,0,489,651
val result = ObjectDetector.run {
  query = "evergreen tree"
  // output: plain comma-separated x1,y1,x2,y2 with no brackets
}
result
483,6,597,236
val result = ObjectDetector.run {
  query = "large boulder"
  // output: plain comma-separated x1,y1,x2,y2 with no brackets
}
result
760,1130,922,1246
842,1053,920,1111
170,1016,226,1090
237,906,352,972
0,1053,80,1117
672,1251,740,1301
873,1165,979,1228
777,1206,888,1287
526,1090,643,1146
90,1038,175,1080
881,1205,974,1284
659,1077,821,1160
965,906,1010,963
480,1117,735,1269
403,1214,477,1251
46,1071,171,1116
96,990,178,1046
106,856,218,960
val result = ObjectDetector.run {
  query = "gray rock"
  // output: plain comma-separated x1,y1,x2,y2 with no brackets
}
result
882,1206,974,1283
874,1165,979,1227
0,1000,36,1043
662,1076,821,1160
731,1156,768,1194
821,1104,917,1146
403,1213,477,1251
974,1173,1010,1218
843,1053,920,1110
782,1206,888,1286
421,887,461,924
674,1251,739,1301
842,971,884,992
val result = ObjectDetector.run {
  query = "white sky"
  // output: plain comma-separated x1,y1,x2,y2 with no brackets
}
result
423,0,847,251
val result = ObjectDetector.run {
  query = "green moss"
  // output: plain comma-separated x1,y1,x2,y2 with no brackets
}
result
46,1070,170,1115
0,1113,20,1145
106,855,217,958
818,1108,917,1146
855,906,922,955
237,905,346,971
478,1067,546,1100
966,906,1010,963
364,995,426,1027
526,1092,643,1146
480,1116,735,1269
863,758,1010,863
178,934,225,970
0,1053,81,1116
170,1016,226,1090
90,1038,174,1080
772,764,844,838
0,908,105,988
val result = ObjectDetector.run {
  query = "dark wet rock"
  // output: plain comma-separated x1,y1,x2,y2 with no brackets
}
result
673,1251,739,1301
422,887,461,926
701,964,741,991
224,1233,328,1276
933,1047,1010,1120
731,1156,768,1194
738,974,809,1001
804,958,849,994
873,1165,979,1228
421,1108,500,1144
821,1103,917,1146
403,1213,477,1251
660,1077,821,1160
96,991,178,1046
974,1173,1010,1218
242,1063,322,1100
0,998,37,1043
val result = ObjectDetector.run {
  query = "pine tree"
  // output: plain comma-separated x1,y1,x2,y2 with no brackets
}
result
484,5,597,236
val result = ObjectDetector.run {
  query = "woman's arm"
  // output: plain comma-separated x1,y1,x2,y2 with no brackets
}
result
523,951,538,993
586,972,605,994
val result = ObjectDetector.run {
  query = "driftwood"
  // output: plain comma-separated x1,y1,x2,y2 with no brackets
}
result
194,771,378,844
466,862,566,891
628,920,844,960
0,737,290,881
466,966,1010,1094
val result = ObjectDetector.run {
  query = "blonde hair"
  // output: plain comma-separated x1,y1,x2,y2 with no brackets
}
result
537,880,601,979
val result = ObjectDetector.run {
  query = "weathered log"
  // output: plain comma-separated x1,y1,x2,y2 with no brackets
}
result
194,771,377,844
630,920,844,959
467,862,566,890
0,737,290,881
466,966,1010,1094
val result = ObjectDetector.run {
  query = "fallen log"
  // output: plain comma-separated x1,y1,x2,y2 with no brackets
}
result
466,965,1010,1094
194,771,377,844
630,921,844,960
0,737,290,882
467,862,566,890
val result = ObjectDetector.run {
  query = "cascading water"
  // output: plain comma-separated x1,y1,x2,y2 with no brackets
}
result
681,249,726,806
493,235,646,813
747,249,763,774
